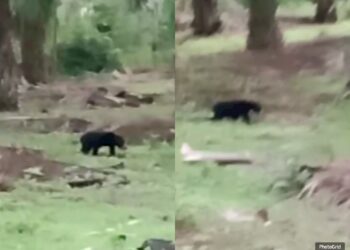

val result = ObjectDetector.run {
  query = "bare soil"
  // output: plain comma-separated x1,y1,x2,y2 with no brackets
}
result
115,118,174,144
228,37,349,78
176,195,350,250
0,146,128,192
0,146,65,182
177,1,318,36
177,36,350,123
11,72,175,142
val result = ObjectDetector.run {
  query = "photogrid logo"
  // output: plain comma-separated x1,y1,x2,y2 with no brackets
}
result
315,242,345,250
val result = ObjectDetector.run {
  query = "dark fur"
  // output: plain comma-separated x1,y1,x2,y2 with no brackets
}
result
80,131,126,156
211,100,262,124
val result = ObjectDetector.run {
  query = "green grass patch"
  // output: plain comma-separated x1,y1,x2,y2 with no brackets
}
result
176,100,350,216
0,130,174,249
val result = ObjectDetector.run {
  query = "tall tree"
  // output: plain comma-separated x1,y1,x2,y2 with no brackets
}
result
20,16,47,84
246,0,283,51
0,0,19,110
191,0,222,36
13,0,58,84
314,0,337,23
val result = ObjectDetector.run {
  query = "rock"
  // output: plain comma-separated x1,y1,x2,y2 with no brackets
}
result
137,239,175,250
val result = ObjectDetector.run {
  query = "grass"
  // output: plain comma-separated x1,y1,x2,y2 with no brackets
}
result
0,130,174,250
176,99,350,228
0,191,171,250
175,3,350,239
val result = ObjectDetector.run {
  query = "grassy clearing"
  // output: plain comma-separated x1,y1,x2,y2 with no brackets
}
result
176,4,350,243
0,130,174,249
176,77,350,213
177,99,350,210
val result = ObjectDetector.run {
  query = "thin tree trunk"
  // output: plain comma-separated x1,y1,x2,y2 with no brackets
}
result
191,0,222,36
314,0,337,23
21,18,47,84
0,0,19,111
246,0,283,51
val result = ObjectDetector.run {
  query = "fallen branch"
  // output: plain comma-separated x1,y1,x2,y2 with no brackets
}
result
297,164,350,202
67,178,105,188
180,143,253,165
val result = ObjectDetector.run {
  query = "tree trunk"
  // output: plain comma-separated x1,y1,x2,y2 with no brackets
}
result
191,0,222,36
314,0,337,23
246,0,283,51
20,18,48,84
0,0,19,111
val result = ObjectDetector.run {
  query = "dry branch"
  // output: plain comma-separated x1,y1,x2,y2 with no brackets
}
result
67,178,105,188
298,161,350,204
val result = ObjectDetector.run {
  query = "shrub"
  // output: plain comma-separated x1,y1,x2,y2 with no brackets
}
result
57,36,123,76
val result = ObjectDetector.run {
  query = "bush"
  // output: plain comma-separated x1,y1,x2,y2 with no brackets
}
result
55,0,174,75
57,36,123,76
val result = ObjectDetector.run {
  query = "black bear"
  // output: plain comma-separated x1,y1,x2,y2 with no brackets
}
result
80,131,126,156
137,239,174,250
211,100,262,124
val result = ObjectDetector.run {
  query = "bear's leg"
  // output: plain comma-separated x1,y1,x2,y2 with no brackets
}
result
81,147,89,154
109,145,116,156
242,113,251,124
81,144,91,154
92,146,99,156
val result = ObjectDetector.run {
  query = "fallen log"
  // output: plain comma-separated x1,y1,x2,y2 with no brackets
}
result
68,178,104,188
180,143,253,165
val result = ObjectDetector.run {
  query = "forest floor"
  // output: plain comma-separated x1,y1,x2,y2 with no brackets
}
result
0,71,174,249
176,3,350,250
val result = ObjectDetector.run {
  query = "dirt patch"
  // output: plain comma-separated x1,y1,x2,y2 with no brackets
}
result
208,37,349,79
114,118,175,144
176,217,198,241
0,116,92,133
21,82,125,112
177,1,317,36
176,199,350,250
278,16,317,29
0,146,65,182
16,73,174,139
0,146,128,190
20,72,172,112
177,37,350,120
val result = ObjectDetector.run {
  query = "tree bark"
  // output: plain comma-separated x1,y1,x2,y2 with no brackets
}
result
191,0,222,36
246,0,283,51
20,18,48,84
314,0,337,23
0,0,19,111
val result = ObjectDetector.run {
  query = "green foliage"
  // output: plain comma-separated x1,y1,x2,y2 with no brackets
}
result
0,130,174,249
57,36,123,76
56,0,174,75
